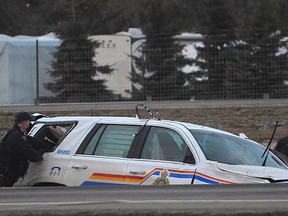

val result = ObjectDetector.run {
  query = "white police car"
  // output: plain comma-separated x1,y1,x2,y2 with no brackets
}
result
16,105,288,186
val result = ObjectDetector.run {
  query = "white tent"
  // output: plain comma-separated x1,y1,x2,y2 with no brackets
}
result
0,33,61,105
0,33,132,105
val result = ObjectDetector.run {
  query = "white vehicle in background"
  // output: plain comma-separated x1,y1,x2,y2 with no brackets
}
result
16,105,288,187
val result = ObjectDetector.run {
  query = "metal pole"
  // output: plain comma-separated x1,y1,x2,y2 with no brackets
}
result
34,39,39,105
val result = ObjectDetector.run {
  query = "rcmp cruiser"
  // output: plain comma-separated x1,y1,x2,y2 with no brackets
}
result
13,105,288,187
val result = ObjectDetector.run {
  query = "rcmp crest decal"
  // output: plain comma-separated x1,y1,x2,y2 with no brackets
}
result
153,169,170,185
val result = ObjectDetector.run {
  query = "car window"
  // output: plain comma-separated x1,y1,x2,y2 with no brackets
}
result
190,129,286,169
83,125,140,158
140,127,193,163
33,122,75,151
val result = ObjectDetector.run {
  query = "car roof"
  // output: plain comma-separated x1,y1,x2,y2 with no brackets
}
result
162,120,235,136
38,116,143,123
37,115,235,136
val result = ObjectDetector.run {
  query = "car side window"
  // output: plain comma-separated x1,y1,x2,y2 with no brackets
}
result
83,125,140,158
33,122,75,151
140,127,194,163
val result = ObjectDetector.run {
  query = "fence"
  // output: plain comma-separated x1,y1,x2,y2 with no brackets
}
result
1,31,288,105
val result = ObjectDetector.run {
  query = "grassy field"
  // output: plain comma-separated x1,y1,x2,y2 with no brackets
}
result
1,105,287,145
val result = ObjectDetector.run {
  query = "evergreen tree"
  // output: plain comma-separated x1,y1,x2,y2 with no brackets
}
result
45,23,114,102
243,0,288,98
194,0,237,99
279,0,288,31
132,0,192,100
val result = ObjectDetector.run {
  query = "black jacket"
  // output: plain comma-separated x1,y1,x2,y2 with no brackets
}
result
0,125,43,177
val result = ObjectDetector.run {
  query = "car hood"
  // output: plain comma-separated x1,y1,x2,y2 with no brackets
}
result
217,163,288,182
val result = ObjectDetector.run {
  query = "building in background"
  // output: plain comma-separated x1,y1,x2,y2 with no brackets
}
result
90,34,132,100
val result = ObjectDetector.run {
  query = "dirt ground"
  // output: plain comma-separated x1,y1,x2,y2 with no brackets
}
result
0,105,288,145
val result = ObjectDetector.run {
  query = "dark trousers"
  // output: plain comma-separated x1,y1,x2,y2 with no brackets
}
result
0,167,19,187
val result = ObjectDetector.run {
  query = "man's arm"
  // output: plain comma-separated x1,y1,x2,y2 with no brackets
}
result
26,136,54,152
17,136,43,162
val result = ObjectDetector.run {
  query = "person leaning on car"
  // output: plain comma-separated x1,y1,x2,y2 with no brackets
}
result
0,111,51,187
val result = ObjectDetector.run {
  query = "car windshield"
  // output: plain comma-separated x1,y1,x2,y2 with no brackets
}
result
189,129,285,169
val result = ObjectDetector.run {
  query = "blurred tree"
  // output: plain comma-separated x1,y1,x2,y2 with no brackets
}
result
279,0,288,32
179,0,208,32
45,22,115,102
194,0,288,99
0,0,71,36
194,0,237,99
132,0,192,100
244,0,288,98
82,0,142,34
0,0,30,35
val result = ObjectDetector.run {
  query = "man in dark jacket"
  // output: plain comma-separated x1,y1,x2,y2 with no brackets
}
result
0,111,45,187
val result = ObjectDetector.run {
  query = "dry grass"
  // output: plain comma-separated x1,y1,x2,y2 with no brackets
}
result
1,105,288,145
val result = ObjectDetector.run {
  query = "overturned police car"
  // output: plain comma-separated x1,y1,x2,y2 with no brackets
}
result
16,105,288,186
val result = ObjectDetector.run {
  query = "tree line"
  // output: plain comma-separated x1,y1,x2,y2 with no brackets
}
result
1,0,288,101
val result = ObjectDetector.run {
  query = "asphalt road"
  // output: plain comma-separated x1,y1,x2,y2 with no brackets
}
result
0,184,288,216
1,99,288,112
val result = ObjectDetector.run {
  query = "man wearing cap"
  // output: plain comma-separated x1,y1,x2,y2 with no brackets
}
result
0,111,44,187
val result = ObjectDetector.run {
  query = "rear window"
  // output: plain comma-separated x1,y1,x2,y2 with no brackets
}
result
83,125,140,158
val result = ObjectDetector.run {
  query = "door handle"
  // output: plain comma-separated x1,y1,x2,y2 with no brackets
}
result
129,170,146,175
71,165,88,170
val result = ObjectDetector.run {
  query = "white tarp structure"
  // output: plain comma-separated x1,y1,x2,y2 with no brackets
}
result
0,29,201,105
0,33,61,105
0,33,132,105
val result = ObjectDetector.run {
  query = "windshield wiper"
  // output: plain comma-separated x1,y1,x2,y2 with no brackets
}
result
261,121,278,166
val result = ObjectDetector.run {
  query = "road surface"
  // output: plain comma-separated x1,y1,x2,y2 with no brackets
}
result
1,99,288,112
0,183,288,216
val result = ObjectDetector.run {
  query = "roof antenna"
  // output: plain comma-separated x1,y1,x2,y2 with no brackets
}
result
135,104,157,119
135,104,158,135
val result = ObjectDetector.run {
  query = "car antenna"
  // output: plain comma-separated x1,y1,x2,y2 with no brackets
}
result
135,104,158,135
135,104,157,120
261,121,279,166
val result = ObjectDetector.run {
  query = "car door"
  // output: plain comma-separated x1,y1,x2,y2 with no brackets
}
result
18,121,77,186
125,126,197,186
63,124,141,186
